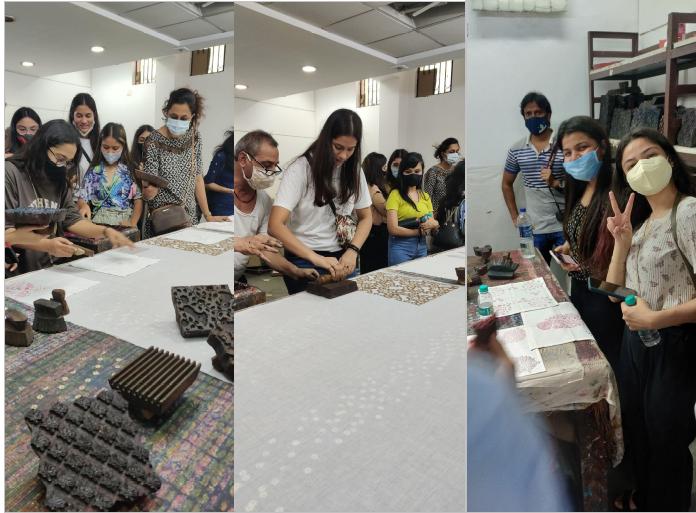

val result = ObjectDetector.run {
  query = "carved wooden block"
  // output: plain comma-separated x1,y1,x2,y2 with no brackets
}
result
33,299,67,334
233,281,266,311
207,322,233,381
171,285,233,338
306,279,358,299
5,309,33,347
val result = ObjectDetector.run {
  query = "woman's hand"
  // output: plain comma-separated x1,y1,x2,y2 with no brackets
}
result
119,220,136,228
204,214,230,223
104,228,135,249
621,296,660,331
420,217,439,234
607,191,635,252
311,255,340,280
552,242,580,273
5,225,49,246
142,184,159,201
292,267,320,281
337,250,358,279
44,237,77,258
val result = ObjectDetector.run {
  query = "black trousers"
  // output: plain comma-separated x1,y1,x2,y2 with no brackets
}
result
360,224,388,274
618,324,696,511
569,277,625,372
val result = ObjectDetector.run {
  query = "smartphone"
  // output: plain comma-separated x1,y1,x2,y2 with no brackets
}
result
549,249,578,267
587,277,637,300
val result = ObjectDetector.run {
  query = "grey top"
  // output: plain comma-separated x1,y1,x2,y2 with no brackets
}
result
5,159,83,273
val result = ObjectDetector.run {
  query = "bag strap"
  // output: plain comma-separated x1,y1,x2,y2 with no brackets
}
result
670,193,696,289
545,142,563,216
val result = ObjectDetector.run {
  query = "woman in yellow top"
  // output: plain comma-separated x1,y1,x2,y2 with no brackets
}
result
385,152,439,266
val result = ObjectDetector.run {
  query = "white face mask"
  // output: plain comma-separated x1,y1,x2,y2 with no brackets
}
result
102,150,122,165
242,154,276,190
446,152,460,164
626,155,673,196
75,121,94,137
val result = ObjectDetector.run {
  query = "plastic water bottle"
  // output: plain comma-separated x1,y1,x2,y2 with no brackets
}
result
517,208,535,259
625,295,661,347
478,284,493,318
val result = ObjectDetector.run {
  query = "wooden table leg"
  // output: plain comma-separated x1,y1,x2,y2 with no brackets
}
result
574,401,612,511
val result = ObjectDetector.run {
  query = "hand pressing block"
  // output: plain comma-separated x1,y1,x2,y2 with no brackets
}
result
306,274,358,299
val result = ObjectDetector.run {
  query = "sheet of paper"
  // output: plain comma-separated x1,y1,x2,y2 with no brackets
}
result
394,251,465,281
488,277,558,316
69,251,160,277
196,219,234,234
5,270,99,305
163,227,231,245
468,326,546,379
521,302,595,349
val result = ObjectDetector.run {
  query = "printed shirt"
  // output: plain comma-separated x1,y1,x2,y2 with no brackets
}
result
77,162,141,210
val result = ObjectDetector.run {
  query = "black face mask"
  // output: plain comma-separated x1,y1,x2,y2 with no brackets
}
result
403,174,423,188
44,159,68,182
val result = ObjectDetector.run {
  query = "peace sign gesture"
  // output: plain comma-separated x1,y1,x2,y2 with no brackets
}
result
607,191,635,251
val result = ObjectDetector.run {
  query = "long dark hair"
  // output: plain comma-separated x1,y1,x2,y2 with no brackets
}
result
162,88,205,127
68,93,100,155
215,130,234,162
8,119,81,189
555,116,614,276
433,137,459,163
130,124,154,165
395,152,426,210
387,148,408,190
8,107,42,154
615,128,696,228
438,160,465,219
302,109,362,206
362,152,387,196
90,123,133,178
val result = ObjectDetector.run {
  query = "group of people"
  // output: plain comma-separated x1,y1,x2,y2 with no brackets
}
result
5,88,234,275
232,108,465,295
498,91,696,511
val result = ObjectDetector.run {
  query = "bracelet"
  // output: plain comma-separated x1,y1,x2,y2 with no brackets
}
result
346,243,361,254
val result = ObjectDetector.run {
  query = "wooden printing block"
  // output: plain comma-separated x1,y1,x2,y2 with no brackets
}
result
63,227,140,254
52,289,70,316
306,278,358,299
233,281,267,311
24,390,161,511
171,285,234,338
133,170,169,189
5,309,34,347
109,346,201,420
32,299,67,334
5,207,67,227
207,322,233,381
455,267,466,285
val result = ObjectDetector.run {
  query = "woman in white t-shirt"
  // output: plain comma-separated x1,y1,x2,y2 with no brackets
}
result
68,93,100,218
269,109,373,294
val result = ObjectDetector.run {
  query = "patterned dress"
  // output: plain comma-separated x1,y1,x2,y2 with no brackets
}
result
423,164,452,219
566,202,591,280
143,128,203,238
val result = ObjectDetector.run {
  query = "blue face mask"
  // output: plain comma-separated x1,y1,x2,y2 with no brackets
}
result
563,149,601,182
525,116,550,135
166,117,190,136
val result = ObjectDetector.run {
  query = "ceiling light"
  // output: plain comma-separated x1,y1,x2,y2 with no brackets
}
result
91,46,105,53
21,61,34,67
235,84,248,90
302,65,317,73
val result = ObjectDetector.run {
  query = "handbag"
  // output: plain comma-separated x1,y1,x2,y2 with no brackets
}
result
433,205,465,249
149,135,195,236
328,200,357,248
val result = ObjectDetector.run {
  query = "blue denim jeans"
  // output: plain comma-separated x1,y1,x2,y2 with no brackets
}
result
283,249,358,295
388,235,428,266
533,231,565,265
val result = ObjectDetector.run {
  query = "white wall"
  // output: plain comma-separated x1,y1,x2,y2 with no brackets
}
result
465,0,638,253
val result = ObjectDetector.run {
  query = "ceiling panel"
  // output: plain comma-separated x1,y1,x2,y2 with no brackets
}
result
158,19,223,39
206,11,235,31
419,17,466,46
330,10,411,44
95,2,159,14
269,2,373,28
370,31,441,58
122,3,198,28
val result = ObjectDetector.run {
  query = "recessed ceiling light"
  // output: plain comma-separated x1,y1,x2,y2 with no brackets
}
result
91,46,105,53
302,65,317,73
21,61,34,67
235,84,248,90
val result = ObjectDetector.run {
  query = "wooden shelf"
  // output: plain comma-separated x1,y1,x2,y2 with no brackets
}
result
609,138,696,169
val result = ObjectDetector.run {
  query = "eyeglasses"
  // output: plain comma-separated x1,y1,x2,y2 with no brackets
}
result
248,153,283,176
48,148,74,168
17,126,39,135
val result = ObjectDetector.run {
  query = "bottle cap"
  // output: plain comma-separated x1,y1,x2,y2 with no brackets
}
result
625,294,637,306
479,284,489,293
520,208,526,213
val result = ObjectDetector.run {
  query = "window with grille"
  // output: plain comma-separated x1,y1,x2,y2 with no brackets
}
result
358,78,380,108
416,60,453,97
191,45,226,76
133,58,156,85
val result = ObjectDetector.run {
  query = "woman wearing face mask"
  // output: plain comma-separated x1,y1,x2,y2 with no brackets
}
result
130,124,154,170
549,117,625,372
604,129,696,512
269,109,373,295
205,130,234,218
385,152,440,266
434,160,466,249
386,148,408,193
424,137,461,219
5,120,134,274
68,93,100,218
6,107,42,158
141,87,226,238
76,123,142,227
361,152,389,274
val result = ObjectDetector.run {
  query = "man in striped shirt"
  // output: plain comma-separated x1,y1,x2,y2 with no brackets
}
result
501,92,566,264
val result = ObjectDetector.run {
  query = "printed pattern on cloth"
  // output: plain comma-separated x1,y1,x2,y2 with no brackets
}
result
142,233,235,256
355,270,458,305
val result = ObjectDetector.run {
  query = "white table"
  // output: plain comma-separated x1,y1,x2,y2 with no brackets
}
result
235,252,466,512
5,227,234,383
